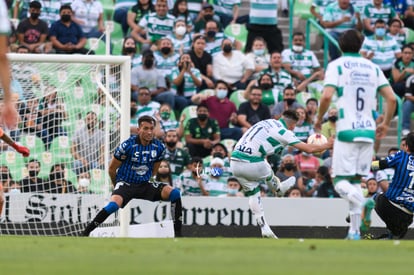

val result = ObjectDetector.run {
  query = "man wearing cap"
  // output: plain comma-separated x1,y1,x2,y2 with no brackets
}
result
17,1,52,53
194,3,223,33
245,0,283,53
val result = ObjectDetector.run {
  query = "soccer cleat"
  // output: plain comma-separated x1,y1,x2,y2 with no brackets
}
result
277,176,296,197
261,225,278,239
346,232,361,240
360,198,375,233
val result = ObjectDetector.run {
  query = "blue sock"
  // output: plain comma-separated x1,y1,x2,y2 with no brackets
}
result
103,201,119,214
169,188,181,202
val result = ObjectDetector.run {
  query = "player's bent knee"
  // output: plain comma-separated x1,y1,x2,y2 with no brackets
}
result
103,201,119,214
169,188,181,202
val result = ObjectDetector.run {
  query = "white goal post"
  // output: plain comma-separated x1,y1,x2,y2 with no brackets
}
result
0,53,131,236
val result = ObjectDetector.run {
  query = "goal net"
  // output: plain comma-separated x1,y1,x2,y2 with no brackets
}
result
0,54,130,236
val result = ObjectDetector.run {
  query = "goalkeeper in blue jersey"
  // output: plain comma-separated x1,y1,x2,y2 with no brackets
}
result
82,116,183,237
372,132,414,239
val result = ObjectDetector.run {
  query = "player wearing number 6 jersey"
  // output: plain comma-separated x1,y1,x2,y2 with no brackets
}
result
315,29,396,240
82,116,183,237
371,132,414,239
230,110,332,238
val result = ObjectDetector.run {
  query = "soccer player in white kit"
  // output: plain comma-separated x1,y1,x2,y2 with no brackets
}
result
0,0,19,129
315,30,396,240
230,110,332,238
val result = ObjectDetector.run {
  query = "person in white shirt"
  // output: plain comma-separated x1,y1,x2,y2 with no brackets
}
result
212,38,254,90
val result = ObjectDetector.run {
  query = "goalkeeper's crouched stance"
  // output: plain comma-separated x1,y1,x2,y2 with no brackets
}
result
82,116,182,237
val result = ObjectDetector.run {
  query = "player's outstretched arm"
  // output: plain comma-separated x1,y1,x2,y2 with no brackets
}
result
376,85,397,139
0,128,30,157
293,137,334,154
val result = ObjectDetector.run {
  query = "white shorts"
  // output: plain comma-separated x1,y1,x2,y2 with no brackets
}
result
332,139,374,178
0,0,11,35
230,159,273,193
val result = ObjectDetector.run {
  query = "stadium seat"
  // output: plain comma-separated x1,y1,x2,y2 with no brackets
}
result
229,90,247,108
293,0,313,20
111,38,124,55
101,0,115,20
221,139,236,154
19,135,46,162
179,105,198,127
0,151,26,181
65,168,78,189
87,38,107,55
49,136,74,164
224,24,248,50
38,152,54,179
199,89,216,97
89,168,110,194
106,20,124,41
406,28,414,44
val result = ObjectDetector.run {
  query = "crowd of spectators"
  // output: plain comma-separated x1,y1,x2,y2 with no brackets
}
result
1,0,413,198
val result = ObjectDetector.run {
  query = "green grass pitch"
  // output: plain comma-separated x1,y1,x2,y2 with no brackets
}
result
1,237,413,274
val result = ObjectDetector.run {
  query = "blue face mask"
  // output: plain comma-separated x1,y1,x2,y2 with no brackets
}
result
216,89,227,99
227,189,238,196
375,28,386,37
210,167,223,177
253,49,265,56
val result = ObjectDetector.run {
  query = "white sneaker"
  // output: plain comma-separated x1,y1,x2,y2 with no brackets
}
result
265,175,280,195
261,225,278,239
278,176,296,197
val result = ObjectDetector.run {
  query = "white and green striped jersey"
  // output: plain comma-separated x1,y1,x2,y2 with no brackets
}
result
361,35,401,71
139,12,175,42
323,2,360,33
261,68,294,99
0,0,10,35
281,49,321,78
115,0,136,9
350,0,373,12
136,101,160,118
362,3,396,28
168,67,202,97
231,119,301,163
249,0,278,25
154,51,180,76
187,0,204,17
212,0,241,16
38,0,72,27
293,122,315,142
166,33,192,54
205,32,234,56
312,0,336,15
388,32,406,49
324,53,390,143
177,170,209,196
206,177,228,196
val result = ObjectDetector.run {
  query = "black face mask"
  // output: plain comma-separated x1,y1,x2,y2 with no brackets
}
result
213,152,224,159
0,172,9,181
144,58,154,68
160,47,171,55
328,116,338,122
204,14,213,21
206,31,216,38
30,13,40,20
197,114,208,121
87,123,95,130
284,163,295,171
29,170,39,178
166,141,177,148
50,171,64,181
284,98,295,105
61,14,71,23
223,44,232,53
157,172,169,178
260,83,272,90
124,47,136,54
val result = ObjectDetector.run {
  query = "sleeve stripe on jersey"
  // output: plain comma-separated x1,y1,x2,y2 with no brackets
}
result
337,65,342,75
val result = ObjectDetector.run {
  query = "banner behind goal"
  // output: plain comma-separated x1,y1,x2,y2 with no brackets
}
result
0,54,130,236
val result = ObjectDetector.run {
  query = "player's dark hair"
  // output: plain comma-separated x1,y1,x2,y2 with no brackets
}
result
338,29,364,54
282,110,299,122
138,115,156,126
406,132,414,153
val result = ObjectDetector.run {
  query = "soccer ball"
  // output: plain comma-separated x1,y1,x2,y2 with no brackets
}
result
307,133,328,156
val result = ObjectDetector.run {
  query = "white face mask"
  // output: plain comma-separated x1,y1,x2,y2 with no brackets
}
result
175,26,186,36
78,178,90,187
10,188,21,194
292,45,303,52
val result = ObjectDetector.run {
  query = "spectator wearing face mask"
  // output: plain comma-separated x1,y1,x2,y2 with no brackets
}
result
192,80,242,140
206,157,228,196
271,85,303,120
275,154,305,193
194,3,222,33
76,168,92,194
218,176,244,197
45,163,76,194
20,159,47,193
163,129,191,177
166,19,192,55
321,107,337,139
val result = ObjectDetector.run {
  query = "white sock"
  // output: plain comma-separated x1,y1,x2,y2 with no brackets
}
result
349,213,361,235
248,192,266,227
